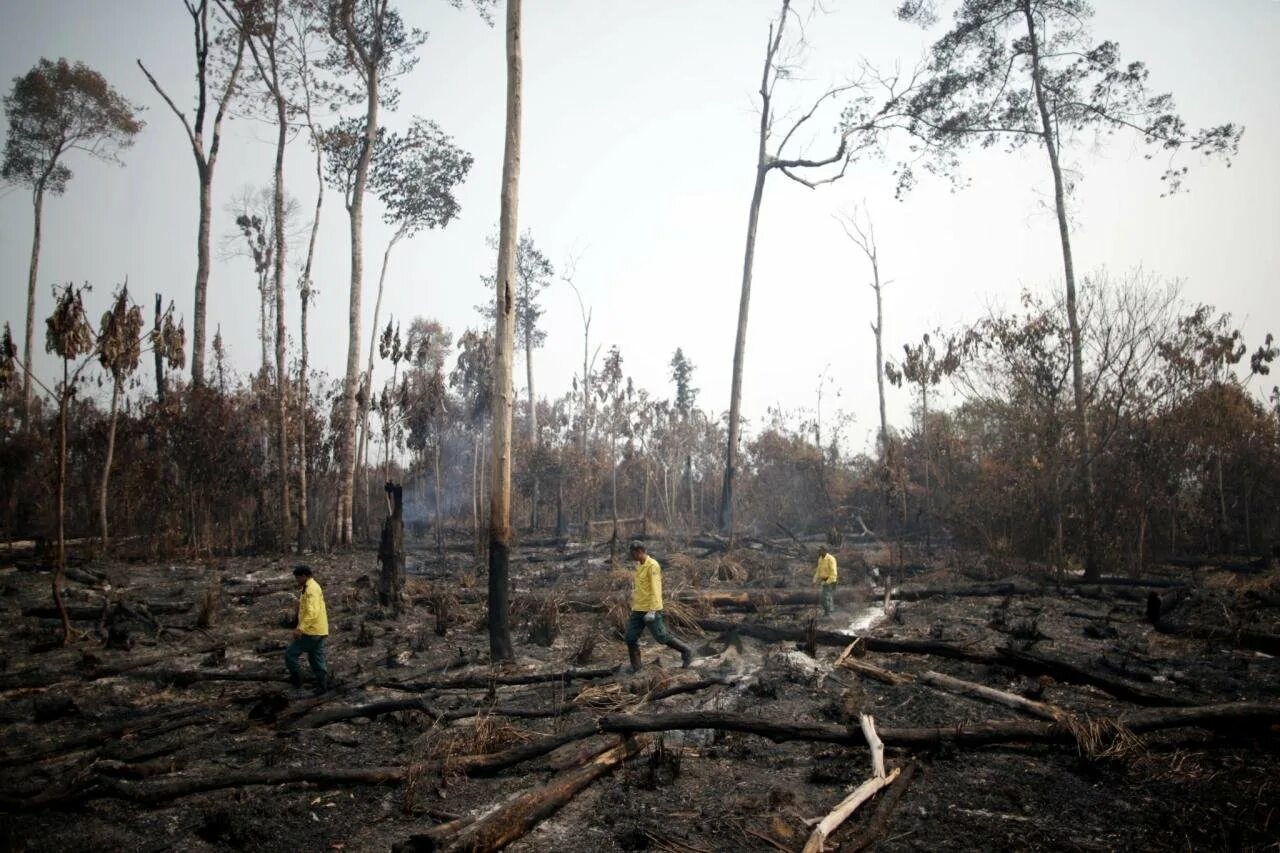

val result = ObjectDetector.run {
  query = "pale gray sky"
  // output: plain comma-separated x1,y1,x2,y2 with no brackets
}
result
3,1,1277,452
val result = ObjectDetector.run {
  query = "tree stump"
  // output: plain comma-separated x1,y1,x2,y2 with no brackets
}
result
378,482,406,615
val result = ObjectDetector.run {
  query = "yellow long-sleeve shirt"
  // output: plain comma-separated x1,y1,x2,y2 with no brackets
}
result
631,556,664,612
813,553,837,585
298,577,329,636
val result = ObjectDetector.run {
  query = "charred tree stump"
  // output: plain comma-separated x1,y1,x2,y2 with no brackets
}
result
378,482,406,614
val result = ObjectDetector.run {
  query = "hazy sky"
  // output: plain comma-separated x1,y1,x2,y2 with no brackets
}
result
2,0,1277,453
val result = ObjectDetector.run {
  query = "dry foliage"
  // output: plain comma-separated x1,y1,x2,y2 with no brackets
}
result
415,712,532,780
1056,713,1147,762
519,593,561,646
585,567,633,592
715,558,749,583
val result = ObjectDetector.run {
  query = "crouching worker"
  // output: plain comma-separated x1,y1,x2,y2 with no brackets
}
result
626,541,695,672
286,565,329,695
814,546,838,616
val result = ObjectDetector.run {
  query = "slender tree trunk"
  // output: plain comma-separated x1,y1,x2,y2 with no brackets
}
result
488,0,522,663
922,385,931,554
272,93,291,539
1023,0,1097,580
153,294,166,403
687,454,694,530
99,378,121,551
434,442,444,556
258,269,270,374
54,362,71,646
721,163,768,540
721,6,789,540
297,295,310,552
296,64,325,556
1136,509,1147,576
1215,446,1228,548
472,429,481,554
610,428,619,561
872,268,887,452
22,186,44,421
526,329,539,530
190,162,214,387
359,233,401,513
339,61,381,546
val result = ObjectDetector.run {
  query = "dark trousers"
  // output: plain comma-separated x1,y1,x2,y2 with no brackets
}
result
819,583,835,615
625,611,673,645
286,634,328,687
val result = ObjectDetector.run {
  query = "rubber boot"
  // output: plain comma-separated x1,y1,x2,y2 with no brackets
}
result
664,637,695,668
628,643,643,673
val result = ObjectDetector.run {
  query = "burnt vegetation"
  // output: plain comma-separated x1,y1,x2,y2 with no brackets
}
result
2,0,1279,851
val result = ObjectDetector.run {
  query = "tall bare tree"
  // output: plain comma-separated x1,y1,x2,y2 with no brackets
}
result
283,1,327,552
718,0,913,538
488,0,522,662
835,205,889,454
893,0,1243,576
139,4,245,388
4,59,144,420
215,0,298,539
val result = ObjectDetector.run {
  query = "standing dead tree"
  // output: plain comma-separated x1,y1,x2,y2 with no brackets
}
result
835,204,889,454
719,0,917,540
138,3,245,388
215,0,298,543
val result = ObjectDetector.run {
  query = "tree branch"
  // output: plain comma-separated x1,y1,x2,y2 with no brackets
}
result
136,60,198,153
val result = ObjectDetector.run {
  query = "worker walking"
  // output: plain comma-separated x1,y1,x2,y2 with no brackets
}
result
285,565,330,695
625,541,696,672
814,546,838,616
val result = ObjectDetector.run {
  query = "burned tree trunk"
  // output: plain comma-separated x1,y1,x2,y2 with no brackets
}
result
378,482,405,614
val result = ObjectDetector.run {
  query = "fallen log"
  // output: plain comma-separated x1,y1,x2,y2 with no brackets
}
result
594,702,1280,748
380,665,620,693
399,735,649,852
696,617,1184,705
22,601,192,619
889,581,1042,602
286,696,441,730
696,617,1001,665
7,701,1277,811
844,761,919,852
996,647,1186,707
0,705,214,768
917,670,1060,720
840,658,914,686
295,675,730,731
803,714,899,853
1150,621,1280,656
1070,575,1187,589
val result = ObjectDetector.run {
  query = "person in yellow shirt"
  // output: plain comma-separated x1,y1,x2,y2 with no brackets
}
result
286,565,330,695
625,541,695,672
813,546,838,616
